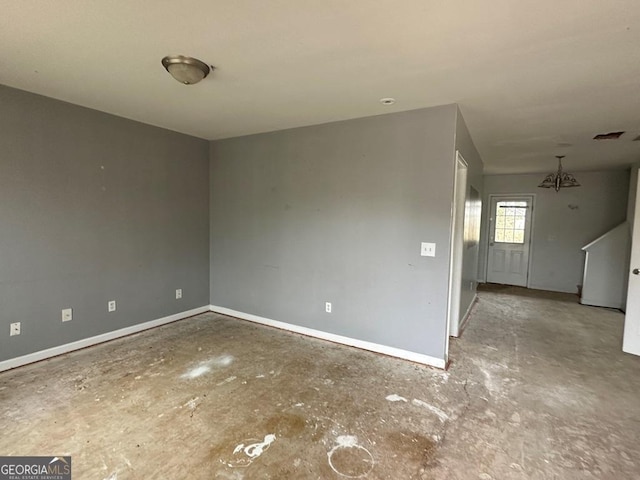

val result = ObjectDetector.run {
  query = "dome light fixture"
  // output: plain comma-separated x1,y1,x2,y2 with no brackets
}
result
161,55,212,85
538,155,580,192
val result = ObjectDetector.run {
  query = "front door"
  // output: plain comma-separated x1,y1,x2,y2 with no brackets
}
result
486,195,533,287
623,176,640,356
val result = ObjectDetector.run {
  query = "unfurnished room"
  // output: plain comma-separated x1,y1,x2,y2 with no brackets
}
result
1,2,640,479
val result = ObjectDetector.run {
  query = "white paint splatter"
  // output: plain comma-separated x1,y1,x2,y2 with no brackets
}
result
385,394,407,403
335,435,359,447
104,472,117,480
294,402,304,407
255,374,265,378
182,365,211,379
411,399,449,422
243,435,275,458
327,435,375,478
471,358,506,396
217,376,237,386
226,434,276,468
184,397,200,410
181,355,235,379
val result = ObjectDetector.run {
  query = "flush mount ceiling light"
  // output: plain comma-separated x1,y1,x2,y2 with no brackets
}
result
380,97,396,105
161,55,212,85
538,155,580,192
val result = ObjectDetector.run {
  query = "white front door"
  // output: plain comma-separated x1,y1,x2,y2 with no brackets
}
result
486,195,533,287
623,177,640,356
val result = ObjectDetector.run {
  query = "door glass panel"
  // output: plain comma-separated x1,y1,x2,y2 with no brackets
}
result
494,201,527,244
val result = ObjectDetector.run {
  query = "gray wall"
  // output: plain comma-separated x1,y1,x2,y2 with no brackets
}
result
479,170,629,293
210,106,459,361
0,85,210,362
627,165,638,229
454,108,484,320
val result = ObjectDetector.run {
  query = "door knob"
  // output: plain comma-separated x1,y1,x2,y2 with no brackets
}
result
633,268,639,275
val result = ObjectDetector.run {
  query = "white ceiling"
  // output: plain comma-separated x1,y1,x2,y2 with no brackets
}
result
2,0,640,174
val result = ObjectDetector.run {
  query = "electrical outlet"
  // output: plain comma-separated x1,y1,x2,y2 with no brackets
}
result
325,302,332,313
62,308,73,322
421,242,436,257
176,288,182,299
108,300,116,312
10,322,21,336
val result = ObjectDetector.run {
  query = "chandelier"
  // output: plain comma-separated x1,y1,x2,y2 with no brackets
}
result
538,155,580,192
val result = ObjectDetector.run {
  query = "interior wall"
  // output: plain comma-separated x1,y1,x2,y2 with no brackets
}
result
479,169,629,293
210,106,458,362
0,85,210,363
627,165,638,229
454,107,484,323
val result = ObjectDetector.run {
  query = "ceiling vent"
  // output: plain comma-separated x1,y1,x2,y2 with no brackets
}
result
593,131,625,140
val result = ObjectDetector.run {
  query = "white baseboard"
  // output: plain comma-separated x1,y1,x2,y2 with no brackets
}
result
580,297,624,310
458,293,478,336
0,306,210,373
209,305,446,369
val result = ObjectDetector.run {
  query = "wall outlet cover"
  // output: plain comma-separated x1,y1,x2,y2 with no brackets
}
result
62,308,73,322
108,301,116,312
176,289,183,299
421,242,436,257
10,322,21,336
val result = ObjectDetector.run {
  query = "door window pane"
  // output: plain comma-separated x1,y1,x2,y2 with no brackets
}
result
494,201,527,244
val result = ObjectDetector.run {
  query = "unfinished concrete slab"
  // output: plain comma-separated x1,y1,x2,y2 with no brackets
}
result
1,286,638,479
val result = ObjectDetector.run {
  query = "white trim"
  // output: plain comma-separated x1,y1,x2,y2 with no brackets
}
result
209,305,446,369
447,151,468,340
0,306,210,373
457,293,478,336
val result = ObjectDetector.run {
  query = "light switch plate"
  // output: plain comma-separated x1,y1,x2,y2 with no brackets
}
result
421,242,436,257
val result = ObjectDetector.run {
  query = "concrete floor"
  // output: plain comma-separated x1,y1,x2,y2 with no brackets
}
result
1,286,639,479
